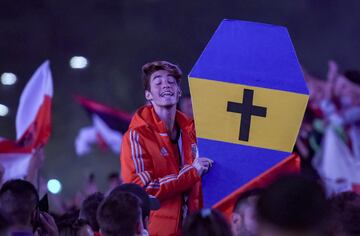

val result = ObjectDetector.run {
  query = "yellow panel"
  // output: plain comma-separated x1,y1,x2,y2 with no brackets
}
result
189,77,308,152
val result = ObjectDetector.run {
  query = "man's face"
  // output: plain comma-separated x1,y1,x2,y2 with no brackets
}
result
232,197,258,236
145,70,181,109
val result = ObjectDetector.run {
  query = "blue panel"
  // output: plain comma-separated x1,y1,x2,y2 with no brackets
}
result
189,19,309,95
198,137,290,207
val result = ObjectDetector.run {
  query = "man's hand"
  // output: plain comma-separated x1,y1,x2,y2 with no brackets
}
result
193,157,214,176
36,212,59,236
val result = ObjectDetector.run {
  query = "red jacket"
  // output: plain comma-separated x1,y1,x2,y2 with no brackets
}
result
120,105,202,236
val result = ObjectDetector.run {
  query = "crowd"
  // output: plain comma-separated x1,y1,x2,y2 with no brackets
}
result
0,59,360,236
0,174,359,236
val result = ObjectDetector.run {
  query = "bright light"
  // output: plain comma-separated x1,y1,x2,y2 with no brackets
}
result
1,73,17,85
70,56,88,69
0,104,9,117
47,179,62,194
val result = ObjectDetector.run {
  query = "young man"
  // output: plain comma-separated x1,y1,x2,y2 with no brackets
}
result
0,179,58,236
120,61,213,235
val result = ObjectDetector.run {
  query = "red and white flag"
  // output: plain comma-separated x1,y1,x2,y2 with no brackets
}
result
0,61,53,181
0,138,32,181
313,125,360,195
16,60,53,149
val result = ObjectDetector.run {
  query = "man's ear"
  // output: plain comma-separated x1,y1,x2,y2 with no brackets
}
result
144,216,149,229
145,90,153,101
135,218,144,236
232,212,242,225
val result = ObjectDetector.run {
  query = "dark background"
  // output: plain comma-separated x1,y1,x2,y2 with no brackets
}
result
1,0,359,197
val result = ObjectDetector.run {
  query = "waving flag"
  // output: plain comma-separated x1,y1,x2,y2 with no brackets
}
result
313,125,360,195
0,138,32,181
0,61,53,181
189,20,308,207
16,60,53,148
75,96,132,156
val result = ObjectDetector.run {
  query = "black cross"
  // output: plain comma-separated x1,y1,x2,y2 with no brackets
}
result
227,89,267,142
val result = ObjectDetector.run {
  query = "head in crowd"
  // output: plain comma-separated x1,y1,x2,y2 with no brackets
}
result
329,191,360,236
58,218,93,236
79,192,104,232
232,188,263,236
182,208,233,236
97,191,143,236
108,183,160,230
256,174,329,236
106,172,121,194
142,61,182,108
0,179,39,228
334,69,360,107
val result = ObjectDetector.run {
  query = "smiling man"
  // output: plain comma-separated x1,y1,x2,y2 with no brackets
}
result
120,61,213,236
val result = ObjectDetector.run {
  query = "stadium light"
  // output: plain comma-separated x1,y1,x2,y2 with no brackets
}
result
1,73,17,85
70,56,88,69
0,104,9,117
47,179,62,194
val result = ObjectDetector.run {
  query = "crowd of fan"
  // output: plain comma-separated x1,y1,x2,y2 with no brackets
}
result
0,174,359,236
1,62,360,236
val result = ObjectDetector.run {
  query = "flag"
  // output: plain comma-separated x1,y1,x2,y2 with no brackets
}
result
16,60,53,148
74,96,131,156
0,60,53,181
313,125,360,195
0,138,32,181
189,19,308,207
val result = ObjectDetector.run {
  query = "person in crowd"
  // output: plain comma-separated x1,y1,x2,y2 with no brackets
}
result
256,174,330,236
329,191,360,236
0,179,58,236
97,191,144,236
106,172,121,195
108,183,160,233
182,208,232,236
79,192,104,234
120,60,213,235
58,218,93,236
231,189,263,236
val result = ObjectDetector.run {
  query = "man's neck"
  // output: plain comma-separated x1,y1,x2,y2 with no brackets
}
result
153,105,177,137
9,224,33,233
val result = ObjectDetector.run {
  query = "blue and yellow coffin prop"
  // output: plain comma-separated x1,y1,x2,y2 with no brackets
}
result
189,19,309,207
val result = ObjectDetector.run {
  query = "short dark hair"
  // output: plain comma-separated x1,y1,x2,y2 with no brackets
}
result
182,209,233,236
141,61,182,91
330,191,360,235
97,192,141,236
108,183,160,228
80,192,104,232
257,175,329,234
0,179,39,226
58,217,91,236
233,188,263,213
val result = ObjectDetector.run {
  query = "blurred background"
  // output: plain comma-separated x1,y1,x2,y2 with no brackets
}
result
1,0,360,200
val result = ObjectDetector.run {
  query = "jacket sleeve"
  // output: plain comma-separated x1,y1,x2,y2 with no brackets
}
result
120,129,201,201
